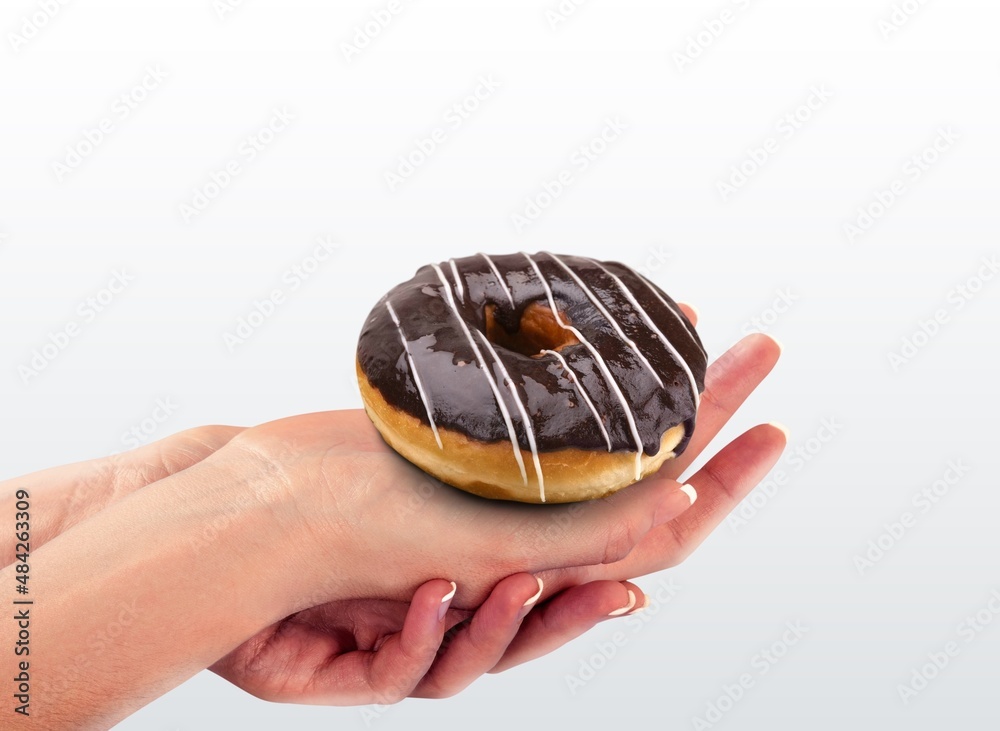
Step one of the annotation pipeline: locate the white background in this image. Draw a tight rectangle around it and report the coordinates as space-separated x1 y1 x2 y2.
2 0 1000 728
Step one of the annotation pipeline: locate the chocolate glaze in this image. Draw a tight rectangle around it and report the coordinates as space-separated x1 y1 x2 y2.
357 252 707 457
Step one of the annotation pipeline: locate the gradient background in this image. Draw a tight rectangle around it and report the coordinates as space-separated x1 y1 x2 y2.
2 0 999 728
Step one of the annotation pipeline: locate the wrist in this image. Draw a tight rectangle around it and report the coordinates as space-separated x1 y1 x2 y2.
22 450 310 725
167 447 317 621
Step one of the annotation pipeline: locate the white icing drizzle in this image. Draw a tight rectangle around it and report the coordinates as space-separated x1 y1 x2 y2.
386 300 443 449
448 259 465 303
627 266 706 358
523 253 645 480
540 348 612 452
479 252 515 307
431 264 528 485
476 331 546 502
546 253 664 389
587 259 701 411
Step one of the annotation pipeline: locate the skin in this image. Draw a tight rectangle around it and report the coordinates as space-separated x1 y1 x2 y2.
4 425 694 729
0 306 784 727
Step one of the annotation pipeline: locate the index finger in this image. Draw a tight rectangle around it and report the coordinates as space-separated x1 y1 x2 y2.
662 332 782 481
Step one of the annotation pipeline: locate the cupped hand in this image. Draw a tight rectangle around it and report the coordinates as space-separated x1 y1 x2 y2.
220 410 697 609
5 416 684 707
205 318 784 705
523 323 786 611
210 573 649 704
10 302 784 707
207 304 785 698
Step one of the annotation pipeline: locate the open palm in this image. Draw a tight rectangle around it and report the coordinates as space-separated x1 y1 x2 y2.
0 305 784 709
209 307 786 699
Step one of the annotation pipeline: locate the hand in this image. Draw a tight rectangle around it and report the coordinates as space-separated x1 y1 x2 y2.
522 325 786 620
211 574 646 705
0 424 245 564
5 305 781 712
211 573 653 704
219 410 698 609
1 421 687 707
207 307 784 701
466 321 787 672
4 307 778 726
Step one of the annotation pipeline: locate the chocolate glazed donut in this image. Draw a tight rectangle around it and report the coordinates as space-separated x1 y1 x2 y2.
356 252 707 503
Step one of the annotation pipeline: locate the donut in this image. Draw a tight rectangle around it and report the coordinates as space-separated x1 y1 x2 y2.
356 252 707 503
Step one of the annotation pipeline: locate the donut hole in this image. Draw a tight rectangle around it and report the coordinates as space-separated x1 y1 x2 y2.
484 301 580 357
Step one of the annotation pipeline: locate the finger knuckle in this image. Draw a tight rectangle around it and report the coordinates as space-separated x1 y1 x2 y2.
415 680 455 700
398 638 435 667
601 519 641 564
378 688 409 705
177 424 242 450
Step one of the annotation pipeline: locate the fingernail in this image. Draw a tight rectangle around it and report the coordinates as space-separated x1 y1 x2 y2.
679 483 698 505
766 334 784 353
438 581 457 621
607 589 636 617
517 576 544 620
627 593 651 615
768 422 791 440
